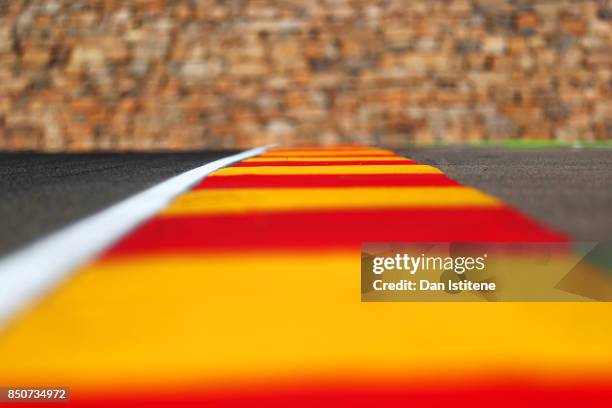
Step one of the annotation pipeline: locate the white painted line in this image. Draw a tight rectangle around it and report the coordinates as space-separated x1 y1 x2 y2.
0 146 270 328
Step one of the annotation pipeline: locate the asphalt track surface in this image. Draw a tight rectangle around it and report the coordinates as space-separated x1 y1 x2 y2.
0 151 238 256
0 147 610 256
403 147 612 242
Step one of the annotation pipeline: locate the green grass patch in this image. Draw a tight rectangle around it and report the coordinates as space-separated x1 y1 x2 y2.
416 139 612 149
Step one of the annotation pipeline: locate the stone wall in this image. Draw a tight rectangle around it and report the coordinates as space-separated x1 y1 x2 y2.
0 0 610 151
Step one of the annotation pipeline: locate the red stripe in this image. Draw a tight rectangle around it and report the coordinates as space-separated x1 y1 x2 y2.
195 174 460 189
233 160 416 167
17 380 612 407
103 208 566 258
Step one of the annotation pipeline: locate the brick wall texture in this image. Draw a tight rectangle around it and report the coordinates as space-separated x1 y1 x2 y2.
0 0 611 151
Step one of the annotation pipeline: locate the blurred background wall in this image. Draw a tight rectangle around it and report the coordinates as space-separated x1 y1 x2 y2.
0 0 610 151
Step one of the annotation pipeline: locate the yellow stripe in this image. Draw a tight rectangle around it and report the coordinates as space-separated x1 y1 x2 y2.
1 253 611 386
244 156 410 162
160 187 500 216
270 146 378 150
211 165 441 176
262 150 394 157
